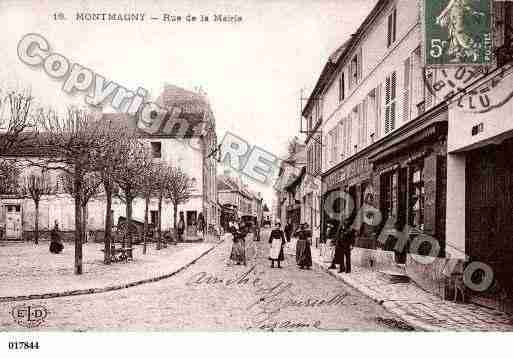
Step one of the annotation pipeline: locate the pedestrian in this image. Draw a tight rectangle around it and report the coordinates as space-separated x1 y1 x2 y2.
49 221 64 254
268 222 286 268
229 224 246 266
284 220 292 243
197 212 205 239
254 218 260 242
295 223 312 270
177 212 185 242
332 219 356 273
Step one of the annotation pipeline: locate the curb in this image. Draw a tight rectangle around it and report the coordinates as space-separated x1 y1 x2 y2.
0 240 223 304
285 249 435 332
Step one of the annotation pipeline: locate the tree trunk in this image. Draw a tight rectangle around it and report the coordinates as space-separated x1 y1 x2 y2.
173 203 178 241
34 200 39 245
157 194 162 250
74 171 83 275
126 195 133 258
82 204 87 244
104 185 112 264
143 195 149 254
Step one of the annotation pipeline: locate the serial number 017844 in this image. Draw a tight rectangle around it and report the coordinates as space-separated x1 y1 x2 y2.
8 341 40 350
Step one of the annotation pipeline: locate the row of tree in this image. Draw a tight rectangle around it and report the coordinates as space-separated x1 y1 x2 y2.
0 90 195 275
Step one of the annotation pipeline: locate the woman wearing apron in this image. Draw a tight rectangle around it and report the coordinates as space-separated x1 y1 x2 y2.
268 222 286 268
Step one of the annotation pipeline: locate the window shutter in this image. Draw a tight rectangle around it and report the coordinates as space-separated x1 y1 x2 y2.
392 9 397 43
362 98 368 147
391 71 397 131
375 84 382 139
338 121 343 160
425 70 433 108
387 13 392 47
403 57 411 123
385 76 391 134
358 48 363 81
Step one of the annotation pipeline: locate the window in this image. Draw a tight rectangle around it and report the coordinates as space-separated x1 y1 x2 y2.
150 210 158 225
330 129 338 164
387 8 397 48
350 55 359 87
409 164 425 229
381 171 398 220
385 71 397 134
151 141 162 158
338 72 345 102
403 57 411 123
314 98 323 122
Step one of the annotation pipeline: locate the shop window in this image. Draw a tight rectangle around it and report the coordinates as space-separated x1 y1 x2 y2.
409 164 425 229
381 171 398 220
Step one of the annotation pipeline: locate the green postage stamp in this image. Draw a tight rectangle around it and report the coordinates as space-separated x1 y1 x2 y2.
424 0 493 66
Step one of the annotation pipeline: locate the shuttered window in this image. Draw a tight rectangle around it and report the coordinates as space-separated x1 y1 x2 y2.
385 71 397 134
424 70 433 109
387 8 397 48
375 84 382 139
403 57 411 123
339 72 345 102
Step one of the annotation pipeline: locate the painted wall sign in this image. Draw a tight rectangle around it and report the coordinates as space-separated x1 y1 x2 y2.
423 0 493 66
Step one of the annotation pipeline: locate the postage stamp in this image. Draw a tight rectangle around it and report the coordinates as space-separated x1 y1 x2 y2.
423 0 494 66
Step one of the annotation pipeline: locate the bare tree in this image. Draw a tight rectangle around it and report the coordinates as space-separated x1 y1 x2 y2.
114 142 151 256
0 90 37 194
0 89 37 154
35 107 108 275
60 171 102 244
166 166 195 235
95 122 135 263
20 172 53 244
139 160 160 254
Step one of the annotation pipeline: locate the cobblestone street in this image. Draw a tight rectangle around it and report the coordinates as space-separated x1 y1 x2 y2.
0 229 411 331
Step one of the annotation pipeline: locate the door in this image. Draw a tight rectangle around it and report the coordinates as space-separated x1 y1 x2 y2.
186 211 197 236
5 205 22 239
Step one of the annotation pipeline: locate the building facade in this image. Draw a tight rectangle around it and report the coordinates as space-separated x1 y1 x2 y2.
302 0 513 310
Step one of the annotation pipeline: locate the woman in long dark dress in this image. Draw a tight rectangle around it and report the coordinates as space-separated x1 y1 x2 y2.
295 223 312 269
229 224 246 265
268 222 286 268
49 221 64 254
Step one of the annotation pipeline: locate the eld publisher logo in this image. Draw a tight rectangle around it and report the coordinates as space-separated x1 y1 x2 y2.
11 304 48 328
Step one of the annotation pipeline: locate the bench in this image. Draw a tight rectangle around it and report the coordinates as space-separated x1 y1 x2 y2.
101 247 133 263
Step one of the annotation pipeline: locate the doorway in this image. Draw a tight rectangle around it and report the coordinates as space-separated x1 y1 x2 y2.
5 204 22 239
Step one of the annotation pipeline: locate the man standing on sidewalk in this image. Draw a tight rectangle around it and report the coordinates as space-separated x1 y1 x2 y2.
332 220 355 273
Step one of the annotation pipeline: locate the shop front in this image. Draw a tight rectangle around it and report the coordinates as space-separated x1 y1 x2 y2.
369 120 448 259
321 155 373 247
447 64 513 311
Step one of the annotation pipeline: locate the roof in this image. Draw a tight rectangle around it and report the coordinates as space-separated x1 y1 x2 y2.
157 84 212 118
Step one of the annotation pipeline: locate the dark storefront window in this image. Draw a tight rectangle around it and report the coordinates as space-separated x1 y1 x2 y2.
381 171 398 220
409 164 425 230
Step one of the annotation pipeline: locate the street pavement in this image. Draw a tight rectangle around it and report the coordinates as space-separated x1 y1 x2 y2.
0 229 413 331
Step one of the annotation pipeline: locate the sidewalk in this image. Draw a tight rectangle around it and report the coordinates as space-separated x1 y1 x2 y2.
285 240 513 331
0 240 219 303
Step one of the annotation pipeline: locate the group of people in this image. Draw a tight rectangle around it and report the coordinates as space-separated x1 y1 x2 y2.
327 219 356 273
268 221 313 270
225 218 315 270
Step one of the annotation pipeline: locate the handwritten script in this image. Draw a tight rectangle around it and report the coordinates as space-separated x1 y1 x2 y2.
186 265 350 331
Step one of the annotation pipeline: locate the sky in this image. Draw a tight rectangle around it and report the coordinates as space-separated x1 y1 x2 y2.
0 0 377 205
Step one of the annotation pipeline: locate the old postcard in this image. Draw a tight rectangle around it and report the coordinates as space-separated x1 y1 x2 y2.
1 0 513 355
